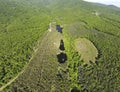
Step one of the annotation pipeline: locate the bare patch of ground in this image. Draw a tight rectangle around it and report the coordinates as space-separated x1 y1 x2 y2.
74 38 98 64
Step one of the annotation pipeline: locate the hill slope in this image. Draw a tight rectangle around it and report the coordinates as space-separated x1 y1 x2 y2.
0 0 120 91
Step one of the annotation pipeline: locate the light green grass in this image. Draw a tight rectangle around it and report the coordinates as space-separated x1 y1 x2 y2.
74 38 98 64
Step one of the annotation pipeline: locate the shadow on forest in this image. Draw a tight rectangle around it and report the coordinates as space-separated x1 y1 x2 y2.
71 88 80 92
57 52 67 63
59 39 65 51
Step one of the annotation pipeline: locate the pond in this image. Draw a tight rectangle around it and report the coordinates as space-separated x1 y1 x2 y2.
56 25 63 33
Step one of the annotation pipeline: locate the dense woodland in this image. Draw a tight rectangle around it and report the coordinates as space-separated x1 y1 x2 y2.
0 0 51 87
0 0 120 92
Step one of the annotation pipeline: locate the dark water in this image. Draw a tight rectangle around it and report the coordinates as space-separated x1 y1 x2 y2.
57 53 67 63
56 25 63 33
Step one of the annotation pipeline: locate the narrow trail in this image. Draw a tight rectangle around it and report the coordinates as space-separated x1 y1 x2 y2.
2 23 70 92
0 70 24 92
0 31 48 92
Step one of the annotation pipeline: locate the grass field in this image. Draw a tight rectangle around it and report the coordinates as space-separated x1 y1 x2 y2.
74 38 98 64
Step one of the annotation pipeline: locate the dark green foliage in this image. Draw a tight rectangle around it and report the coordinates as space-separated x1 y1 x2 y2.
0 0 120 91
0 0 51 87
50 0 120 91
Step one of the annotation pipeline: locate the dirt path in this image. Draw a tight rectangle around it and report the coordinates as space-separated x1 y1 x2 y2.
2 23 70 92
0 70 23 92
0 31 48 92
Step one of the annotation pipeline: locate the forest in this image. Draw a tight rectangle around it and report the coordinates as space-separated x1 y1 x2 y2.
0 0 120 92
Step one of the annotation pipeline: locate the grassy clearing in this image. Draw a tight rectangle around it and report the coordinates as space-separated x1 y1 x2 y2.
74 38 98 64
3 23 70 92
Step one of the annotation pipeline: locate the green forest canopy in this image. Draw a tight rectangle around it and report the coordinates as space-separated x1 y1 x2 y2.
0 0 120 91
